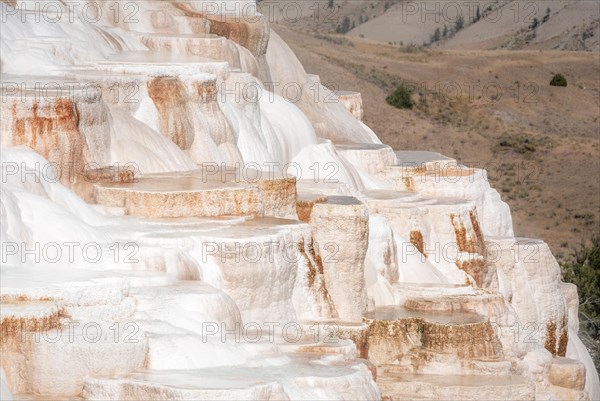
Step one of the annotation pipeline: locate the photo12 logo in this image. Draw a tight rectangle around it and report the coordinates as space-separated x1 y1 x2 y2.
2 1 140 24
1 241 139 265
200 321 342 344
398 1 544 24
2 321 141 344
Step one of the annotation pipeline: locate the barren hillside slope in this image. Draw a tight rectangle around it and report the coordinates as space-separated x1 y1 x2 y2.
262 0 600 51
277 26 600 257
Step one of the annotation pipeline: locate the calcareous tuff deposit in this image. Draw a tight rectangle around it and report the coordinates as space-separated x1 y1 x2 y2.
0 1 598 400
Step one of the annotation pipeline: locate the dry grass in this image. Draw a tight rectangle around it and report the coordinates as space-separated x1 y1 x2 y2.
278 27 600 259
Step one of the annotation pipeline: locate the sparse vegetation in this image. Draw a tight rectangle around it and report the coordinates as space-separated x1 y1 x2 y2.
550 73 568 87
561 237 600 370
313 33 354 46
530 17 539 31
399 43 426 53
492 134 543 157
284 25 599 254
454 15 464 32
336 16 352 34
386 84 414 109
543 7 551 24
430 27 441 43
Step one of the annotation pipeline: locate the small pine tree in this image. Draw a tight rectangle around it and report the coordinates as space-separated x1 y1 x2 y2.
475 6 481 22
543 7 551 23
431 27 441 42
328 0 334 9
530 17 539 30
455 15 464 32
442 25 448 37
341 16 351 33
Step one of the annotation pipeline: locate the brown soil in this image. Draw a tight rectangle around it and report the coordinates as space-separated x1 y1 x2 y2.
277 26 600 259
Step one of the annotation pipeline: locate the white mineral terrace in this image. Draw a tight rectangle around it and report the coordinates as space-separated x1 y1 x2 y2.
0 1 598 401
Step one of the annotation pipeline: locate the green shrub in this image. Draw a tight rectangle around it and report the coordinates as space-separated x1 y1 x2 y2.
386 85 414 109
550 73 567 87
561 236 600 370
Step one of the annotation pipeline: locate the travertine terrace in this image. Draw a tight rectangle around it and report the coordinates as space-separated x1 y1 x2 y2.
0 1 598 401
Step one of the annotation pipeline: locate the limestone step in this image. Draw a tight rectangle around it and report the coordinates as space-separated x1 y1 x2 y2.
0 266 131 316
0 77 112 191
0 267 154 395
485 236 570 356
13 395 82 401
131 281 241 336
335 143 399 174
83 356 379 401
127 280 260 371
168 3 270 57
365 193 476 215
360 189 433 208
84 369 284 401
94 167 297 219
382 152 511 242
292 319 370 360
394 151 457 173
395 283 514 326
94 174 260 218
378 151 457 191
4 321 147 397
295 182 353 222
377 373 534 401
379 352 512 377
122 216 309 324
133 32 243 69
365 305 486 325
363 306 503 366
364 195 485 282
548 357 586 390
333 91 364 121
1 301 62 341
276 338 359 361
94 51 229 81
294 196 370 322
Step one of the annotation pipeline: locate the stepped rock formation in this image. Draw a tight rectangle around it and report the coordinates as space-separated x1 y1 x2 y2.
0 1 598 400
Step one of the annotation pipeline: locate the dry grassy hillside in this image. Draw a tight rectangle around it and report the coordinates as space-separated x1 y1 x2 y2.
261 0 599 51
276 26 600 258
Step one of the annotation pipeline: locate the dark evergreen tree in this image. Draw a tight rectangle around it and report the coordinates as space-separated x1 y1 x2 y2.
341 16 351 33
530 17 539 30
431 27 441 43
543 7 551 23
455 15 464 31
